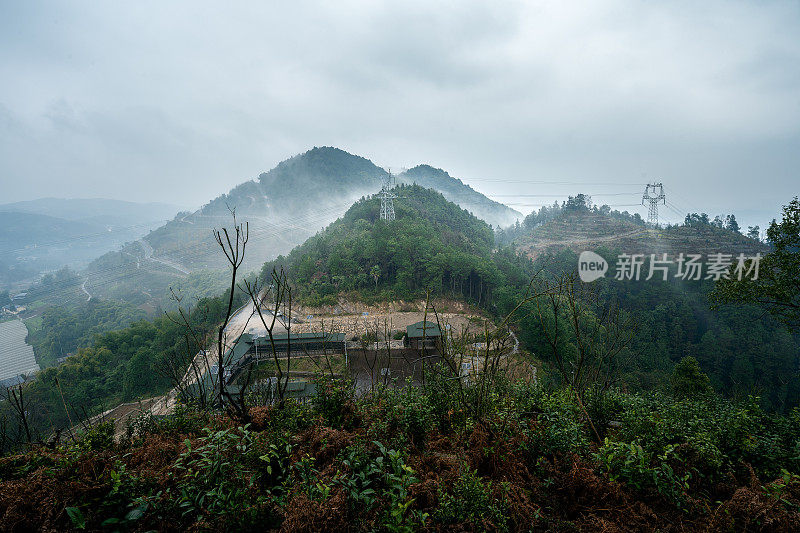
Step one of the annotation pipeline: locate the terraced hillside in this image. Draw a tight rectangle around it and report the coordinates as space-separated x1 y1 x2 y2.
0 319 38 384
517 209 766 260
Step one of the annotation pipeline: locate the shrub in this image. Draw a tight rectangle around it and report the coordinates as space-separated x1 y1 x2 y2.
434 466 508 530
76 421 115 452
513 384 590 458
614 392 800 482
361 332 378 344
251 400 315 435
671 356 714 399
597 439 692 509
424 362 469 433
95 460 151 529
334 441 420 529
169 425 274 528
583 387 625 439
362 385 436 448
124 404 212 443
312 376 355 428
258 434 293 493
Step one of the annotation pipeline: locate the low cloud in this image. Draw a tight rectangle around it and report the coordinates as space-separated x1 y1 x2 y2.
0 0 797 227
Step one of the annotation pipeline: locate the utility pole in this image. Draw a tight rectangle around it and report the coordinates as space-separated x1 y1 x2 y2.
642 183 666 226
379 171 397 221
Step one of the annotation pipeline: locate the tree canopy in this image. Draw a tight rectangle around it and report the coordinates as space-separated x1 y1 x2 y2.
712 197 800 332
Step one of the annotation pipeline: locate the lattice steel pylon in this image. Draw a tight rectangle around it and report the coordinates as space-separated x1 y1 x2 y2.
379 172 397 221
642 183 666 226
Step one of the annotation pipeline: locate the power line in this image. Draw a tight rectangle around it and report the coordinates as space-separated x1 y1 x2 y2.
461 177 644 186
489 192 640 198
503 202 643 208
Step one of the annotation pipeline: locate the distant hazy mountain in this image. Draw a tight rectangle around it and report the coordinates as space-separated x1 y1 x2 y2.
0 198 182 226
135 147 388 272
141 147 520 269
82 147 390 305
397 165 521 227
0 199 181 288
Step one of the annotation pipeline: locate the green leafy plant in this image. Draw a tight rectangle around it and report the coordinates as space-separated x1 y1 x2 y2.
65 506 86 530
597 439 692 509
170 425 270 527
762 469 800 510
434 466 508 530
76 421 115 452
312 376 355 427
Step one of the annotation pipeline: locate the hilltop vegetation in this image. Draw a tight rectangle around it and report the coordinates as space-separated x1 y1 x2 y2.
257 146 386 205
25 300 147 368
501 246 799 412
1 189 799 530
10 187 798 447
491 198 795 412
500 195 763 261
262 188 797 412
263 184 532 307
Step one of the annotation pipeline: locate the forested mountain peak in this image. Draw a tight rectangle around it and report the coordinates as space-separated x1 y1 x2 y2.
258 146 386 192
263 184 528 306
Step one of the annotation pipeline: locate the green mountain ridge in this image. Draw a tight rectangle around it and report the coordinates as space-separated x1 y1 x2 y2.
263 183 531 307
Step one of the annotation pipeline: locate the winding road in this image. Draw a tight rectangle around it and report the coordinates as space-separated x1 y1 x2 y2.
138 239 191 275
81 278 92 301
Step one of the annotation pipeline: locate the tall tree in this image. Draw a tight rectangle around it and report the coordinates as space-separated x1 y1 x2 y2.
725 214 740 233
712 197 800 332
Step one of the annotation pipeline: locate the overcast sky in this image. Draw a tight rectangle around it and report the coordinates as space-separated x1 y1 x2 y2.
1 0 798 228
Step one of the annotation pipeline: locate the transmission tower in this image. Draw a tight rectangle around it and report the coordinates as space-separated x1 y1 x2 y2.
379 172 397 221
642 183 666 226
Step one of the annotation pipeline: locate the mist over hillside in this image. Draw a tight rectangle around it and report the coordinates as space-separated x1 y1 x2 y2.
4 2 800 529
397 165 521 228
0 198 182 224
0 199 181 288
76 147 522 307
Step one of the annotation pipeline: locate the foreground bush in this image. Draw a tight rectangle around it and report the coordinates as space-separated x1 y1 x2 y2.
1 380 800 531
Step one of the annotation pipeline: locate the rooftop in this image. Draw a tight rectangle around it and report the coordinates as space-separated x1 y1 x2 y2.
406 321 442 339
